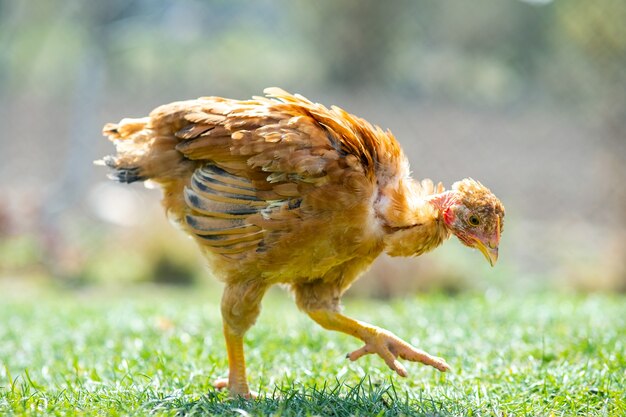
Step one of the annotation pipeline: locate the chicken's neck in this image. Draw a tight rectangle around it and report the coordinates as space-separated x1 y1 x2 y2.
377 179 455 257
426 190 459 225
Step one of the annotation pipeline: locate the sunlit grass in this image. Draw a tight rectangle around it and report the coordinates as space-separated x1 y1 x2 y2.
0 285 624 416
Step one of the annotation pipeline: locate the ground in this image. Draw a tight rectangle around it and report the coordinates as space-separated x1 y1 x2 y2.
0 285 624 416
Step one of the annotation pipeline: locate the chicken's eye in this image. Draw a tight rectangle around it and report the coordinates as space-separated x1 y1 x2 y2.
468 215 480 226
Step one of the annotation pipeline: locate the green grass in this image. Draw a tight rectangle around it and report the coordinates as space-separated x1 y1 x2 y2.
0 286 624 416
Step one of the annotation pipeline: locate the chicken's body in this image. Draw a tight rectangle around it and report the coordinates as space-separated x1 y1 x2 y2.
101 88 504 397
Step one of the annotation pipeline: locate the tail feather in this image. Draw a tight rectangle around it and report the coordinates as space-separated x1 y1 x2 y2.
98 116 193 183
100 156 146 183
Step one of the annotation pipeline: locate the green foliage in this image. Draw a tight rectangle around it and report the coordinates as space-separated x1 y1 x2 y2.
3 0 623 105
1 290 624 416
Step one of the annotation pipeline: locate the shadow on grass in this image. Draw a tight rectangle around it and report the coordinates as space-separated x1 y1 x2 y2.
146 378 456 417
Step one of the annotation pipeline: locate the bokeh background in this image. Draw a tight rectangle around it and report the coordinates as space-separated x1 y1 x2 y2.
1 0 625 296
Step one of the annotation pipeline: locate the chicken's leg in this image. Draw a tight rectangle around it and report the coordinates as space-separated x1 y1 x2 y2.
215 281 267 398
294 279 450 376
214 323 251 396
307 309 450 376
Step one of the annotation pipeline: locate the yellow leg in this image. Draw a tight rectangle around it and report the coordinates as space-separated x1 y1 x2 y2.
308 309 450 376
221 323 251 397
214 282 267 398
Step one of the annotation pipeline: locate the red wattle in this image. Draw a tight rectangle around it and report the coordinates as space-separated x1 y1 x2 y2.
443 207 454 225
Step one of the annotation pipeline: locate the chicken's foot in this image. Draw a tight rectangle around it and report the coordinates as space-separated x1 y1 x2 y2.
307 310 450 376
213 378 257 399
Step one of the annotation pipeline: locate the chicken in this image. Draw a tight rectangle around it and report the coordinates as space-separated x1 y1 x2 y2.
99 88 504 397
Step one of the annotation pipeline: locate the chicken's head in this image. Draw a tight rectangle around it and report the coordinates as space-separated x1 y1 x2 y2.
443 179 504 266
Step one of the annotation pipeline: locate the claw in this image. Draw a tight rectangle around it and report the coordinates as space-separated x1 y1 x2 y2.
213 377 229 390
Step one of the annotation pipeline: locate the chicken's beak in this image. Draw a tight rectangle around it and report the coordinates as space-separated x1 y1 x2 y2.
475 240 499 267
473 215 500 267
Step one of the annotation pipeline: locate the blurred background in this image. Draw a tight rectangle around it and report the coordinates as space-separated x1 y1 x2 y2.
1 0 625 296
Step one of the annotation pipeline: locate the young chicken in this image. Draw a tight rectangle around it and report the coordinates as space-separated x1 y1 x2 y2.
100 88 504 398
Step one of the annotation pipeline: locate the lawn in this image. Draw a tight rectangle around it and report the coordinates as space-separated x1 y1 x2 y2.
0 285 624 416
